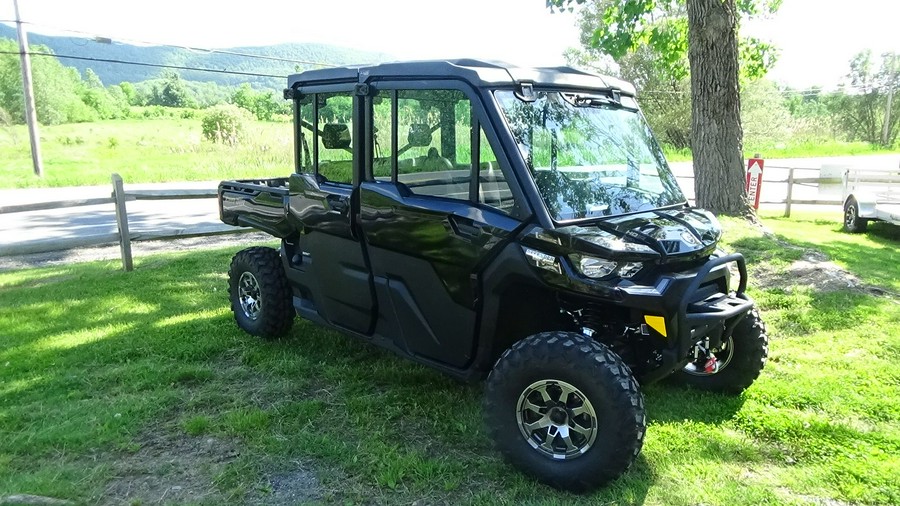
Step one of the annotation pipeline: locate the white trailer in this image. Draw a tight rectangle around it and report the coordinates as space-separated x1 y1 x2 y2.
842 164 900 233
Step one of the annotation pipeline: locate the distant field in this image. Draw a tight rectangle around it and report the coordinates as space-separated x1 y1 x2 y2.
2 116 899 188
0 117 294 188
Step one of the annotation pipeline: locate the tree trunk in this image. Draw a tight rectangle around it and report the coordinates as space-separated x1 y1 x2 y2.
687 0 749 215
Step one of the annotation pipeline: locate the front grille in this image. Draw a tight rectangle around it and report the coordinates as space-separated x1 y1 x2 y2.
659 240 681 253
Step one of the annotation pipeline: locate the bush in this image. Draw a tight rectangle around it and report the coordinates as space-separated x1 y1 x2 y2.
201 104 251 145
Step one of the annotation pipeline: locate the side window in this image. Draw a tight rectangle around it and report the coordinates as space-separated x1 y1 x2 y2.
372 94 393 181
367 86 522 216
317 92 353 184
478 128 515 214
296 96 314 174
396 90 471 200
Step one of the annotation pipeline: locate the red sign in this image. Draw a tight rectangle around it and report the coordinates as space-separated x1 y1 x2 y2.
746 158 764 209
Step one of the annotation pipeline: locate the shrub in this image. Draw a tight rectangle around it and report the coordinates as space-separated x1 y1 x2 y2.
201 104 251 145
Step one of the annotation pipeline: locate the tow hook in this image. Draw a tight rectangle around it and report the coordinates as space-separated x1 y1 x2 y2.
693 339 719 374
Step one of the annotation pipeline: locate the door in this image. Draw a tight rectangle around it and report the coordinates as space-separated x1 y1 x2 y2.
359 85 527 368
287 89 375 334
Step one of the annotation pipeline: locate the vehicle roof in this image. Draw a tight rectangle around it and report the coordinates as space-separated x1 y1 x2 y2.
286 59 636 96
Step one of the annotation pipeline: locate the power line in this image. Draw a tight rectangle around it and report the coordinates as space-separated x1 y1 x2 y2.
0 50 289 79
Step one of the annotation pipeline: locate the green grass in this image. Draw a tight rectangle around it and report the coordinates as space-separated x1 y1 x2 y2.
0 118 293 188
1 219 898 504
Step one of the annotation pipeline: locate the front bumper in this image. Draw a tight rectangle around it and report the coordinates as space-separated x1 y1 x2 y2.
619 253 754 383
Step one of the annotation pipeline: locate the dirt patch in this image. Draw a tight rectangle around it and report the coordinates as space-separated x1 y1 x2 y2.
754 247 893 298
99 433 239 505
754 250 861 292
98 432 321 505
251 469 322 506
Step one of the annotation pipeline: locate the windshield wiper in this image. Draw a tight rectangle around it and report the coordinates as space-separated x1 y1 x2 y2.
574 95 622 108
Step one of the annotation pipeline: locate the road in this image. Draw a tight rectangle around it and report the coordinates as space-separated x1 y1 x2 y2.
1 154 898 257
0 181 228 256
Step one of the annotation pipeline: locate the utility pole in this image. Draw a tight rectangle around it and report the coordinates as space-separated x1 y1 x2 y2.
13 0 43 177
882 53 896 147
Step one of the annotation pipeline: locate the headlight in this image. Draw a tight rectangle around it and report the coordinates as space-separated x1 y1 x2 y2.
618 262 643 278
578 256 618 278
523 247 561 274
571 255 645 279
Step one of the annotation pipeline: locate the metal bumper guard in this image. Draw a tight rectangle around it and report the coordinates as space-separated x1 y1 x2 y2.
647 253 754 383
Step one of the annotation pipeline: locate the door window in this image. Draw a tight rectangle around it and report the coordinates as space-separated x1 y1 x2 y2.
368 86 522 216
394 90 471 200
477 129 515 214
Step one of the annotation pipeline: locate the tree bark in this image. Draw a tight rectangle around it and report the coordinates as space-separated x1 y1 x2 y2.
687 0 749 215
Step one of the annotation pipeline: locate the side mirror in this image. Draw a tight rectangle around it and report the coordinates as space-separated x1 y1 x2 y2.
322 124 351 149
407 123 432 147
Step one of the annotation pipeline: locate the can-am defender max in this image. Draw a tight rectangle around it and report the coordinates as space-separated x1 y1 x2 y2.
218 60 768 491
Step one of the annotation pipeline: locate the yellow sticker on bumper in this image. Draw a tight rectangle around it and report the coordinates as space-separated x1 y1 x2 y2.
644 315 667 338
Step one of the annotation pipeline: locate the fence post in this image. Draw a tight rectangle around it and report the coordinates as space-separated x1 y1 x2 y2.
784 167 795 218
111 173 133 272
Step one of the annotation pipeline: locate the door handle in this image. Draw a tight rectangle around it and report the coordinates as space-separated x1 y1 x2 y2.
449 216 483 239
327 195 349 214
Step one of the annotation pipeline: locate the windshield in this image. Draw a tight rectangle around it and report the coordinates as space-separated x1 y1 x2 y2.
495 90 686 221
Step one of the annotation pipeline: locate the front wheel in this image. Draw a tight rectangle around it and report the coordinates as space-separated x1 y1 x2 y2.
484 332 646 492
674 308 768 394
843 197 868 233
228 247 294 338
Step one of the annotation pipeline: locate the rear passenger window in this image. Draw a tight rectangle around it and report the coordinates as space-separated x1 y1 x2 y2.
316 92 353 185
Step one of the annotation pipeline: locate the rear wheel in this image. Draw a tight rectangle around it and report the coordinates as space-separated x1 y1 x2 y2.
674 309 768 394
484 332 645 492
843 197 868 233
228 247 294 338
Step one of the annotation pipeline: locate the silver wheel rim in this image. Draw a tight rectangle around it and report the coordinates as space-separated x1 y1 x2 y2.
238 272 262 320
683 336 734 376
516 379 598 460
845 205 857 228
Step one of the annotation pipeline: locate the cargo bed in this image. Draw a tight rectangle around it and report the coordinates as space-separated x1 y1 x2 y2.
218 178 293 237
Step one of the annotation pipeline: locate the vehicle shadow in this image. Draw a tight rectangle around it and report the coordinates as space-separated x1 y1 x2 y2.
644 382 747 425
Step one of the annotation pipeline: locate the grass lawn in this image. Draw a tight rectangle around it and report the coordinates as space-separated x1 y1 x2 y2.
0 216 898 504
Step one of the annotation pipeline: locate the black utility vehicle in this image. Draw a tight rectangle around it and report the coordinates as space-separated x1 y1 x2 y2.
218 60 768 491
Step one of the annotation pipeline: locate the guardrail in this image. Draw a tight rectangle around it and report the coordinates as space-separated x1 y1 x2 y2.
0 173 250 271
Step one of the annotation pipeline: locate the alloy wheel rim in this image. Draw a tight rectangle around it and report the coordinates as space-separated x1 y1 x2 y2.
238 272 262 320
516 379 598 460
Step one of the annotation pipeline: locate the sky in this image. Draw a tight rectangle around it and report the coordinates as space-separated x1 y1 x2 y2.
1 0 898 90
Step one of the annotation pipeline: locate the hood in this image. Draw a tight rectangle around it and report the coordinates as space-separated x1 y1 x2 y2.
524 207 722 263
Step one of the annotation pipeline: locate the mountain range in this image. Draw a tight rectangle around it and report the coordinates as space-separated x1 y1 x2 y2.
0 23 391 88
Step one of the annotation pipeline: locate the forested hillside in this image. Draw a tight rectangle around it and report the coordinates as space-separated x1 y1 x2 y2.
0 23 390 87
